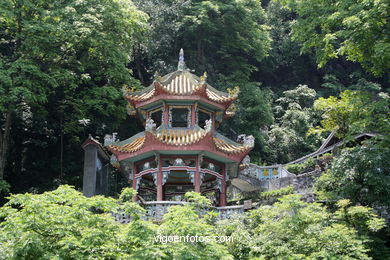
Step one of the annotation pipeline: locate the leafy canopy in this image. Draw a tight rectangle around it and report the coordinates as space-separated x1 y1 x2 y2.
218 194 387 259
279 0 390 76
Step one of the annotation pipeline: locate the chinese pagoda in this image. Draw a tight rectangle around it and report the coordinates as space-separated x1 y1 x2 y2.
83 50 254 206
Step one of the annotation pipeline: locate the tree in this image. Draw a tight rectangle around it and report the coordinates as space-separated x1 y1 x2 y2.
0 185 140 259
157 192 231 259
134 0 271 84
217 194 387 259
315 144 390 208
219 82 273 163
179 0 271 83
265 85 322 163
310 89 390 140
0 186 232 259
0 0 147 183
256 0 324 91
279 0 390 76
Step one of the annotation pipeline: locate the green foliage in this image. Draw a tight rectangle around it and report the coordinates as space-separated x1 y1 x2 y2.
286 157 316 174
0 185 123 259
218 194 386 259
0 180 10 195
285 163 305 174
279 0 390 76
265 85 323 163
0 186 232 259
1 186 388 259
135 0 271 83
119 187 137 202
258 186 294 199
0 0 147 122
311 90 370 137
310 90 390 141
216 214 252 259
221 82 273 162
184 191 212 207
0 0 148 190
157 201 232 259
315 143 390 208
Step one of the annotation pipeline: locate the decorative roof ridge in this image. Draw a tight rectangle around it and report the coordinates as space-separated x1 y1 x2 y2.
213 132 254 154
158 70 200 86
123 85 154 97
106 132 146 154
106 131 145 147
213 132 246 147
177 48 186 71
152 125 210 146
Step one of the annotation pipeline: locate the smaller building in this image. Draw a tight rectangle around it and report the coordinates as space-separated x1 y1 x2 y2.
286 132 376 165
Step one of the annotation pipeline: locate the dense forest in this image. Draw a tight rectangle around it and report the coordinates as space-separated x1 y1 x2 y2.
0 0 389 259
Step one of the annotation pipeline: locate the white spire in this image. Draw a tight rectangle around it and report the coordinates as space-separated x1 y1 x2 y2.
178 48 186 71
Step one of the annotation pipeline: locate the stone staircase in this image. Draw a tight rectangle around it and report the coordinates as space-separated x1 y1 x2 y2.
235 163 322 202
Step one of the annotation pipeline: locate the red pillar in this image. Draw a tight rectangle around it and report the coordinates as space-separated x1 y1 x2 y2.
163 103 169 127
219 164 227 207
132 166 138 202
157 154 163 201
191 103 197 126
211 112 215 132
194 156 201 193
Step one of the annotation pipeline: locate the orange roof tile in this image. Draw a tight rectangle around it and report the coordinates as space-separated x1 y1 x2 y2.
213 137 251 154
108 136 145 153
126 88 155 102
124 71 237 105
206 88 236 103
162 73 201 95
155 128 207 146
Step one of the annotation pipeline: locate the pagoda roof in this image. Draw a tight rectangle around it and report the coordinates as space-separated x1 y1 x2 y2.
124 70 238 108
107 132 146 153
155 125 208 146
213 133 252 155
106 127 252 162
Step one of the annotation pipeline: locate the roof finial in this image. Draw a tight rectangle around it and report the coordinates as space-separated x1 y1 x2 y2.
178 48 186 71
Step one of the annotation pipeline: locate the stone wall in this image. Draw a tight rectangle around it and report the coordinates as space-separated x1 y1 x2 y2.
114 201 245 223
239 167 322 202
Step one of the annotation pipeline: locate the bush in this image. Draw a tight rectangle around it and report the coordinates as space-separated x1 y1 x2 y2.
0 180 10 196
286 157 316 174
217 194 387 259
258 186 294 200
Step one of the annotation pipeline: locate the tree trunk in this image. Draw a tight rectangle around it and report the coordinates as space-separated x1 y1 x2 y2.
0 109 12 180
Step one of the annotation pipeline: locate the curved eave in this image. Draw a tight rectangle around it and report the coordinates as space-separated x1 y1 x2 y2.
109 131 252 163
212 137 252 155
123 71 237 110
107 136 146 153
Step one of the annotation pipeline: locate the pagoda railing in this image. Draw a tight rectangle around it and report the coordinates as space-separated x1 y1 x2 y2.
135 166 222 181
137 168 158 177
114 201 245 223
200 168 222 178
161 166 196 172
